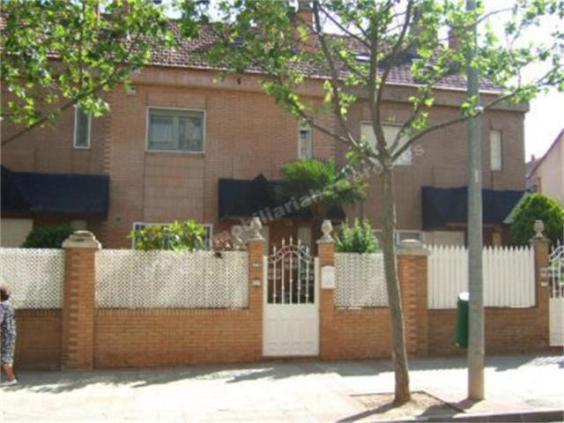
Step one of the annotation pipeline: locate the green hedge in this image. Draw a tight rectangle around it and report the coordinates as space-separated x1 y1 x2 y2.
22 224 74 248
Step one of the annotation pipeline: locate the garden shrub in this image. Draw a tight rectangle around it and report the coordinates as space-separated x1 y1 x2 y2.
130 219 207 251
22 224 74 248
510 193 564 245
336 218 379 253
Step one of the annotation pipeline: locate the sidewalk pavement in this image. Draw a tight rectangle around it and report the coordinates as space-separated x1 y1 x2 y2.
1 354 562 422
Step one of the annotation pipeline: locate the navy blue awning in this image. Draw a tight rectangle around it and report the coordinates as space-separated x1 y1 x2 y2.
219 174 345 220
1 166 109 217
422 186 525 230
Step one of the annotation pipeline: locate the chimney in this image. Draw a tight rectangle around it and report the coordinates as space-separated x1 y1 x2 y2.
410 7 423 39
296 0 313 28
295 1 315 52
448 27 461 51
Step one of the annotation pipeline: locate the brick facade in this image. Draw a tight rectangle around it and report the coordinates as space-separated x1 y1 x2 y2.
2 66 527 249
12 231 551 370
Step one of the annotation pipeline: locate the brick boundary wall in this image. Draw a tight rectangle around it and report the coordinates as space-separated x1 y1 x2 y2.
319 234 551 360
11 224 552 370
94 235 265 368
14 309 62 370
428 235 551 356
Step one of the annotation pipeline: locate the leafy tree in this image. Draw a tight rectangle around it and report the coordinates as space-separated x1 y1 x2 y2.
1 0 174 146
511 194 564 245
130 220 207 251
279 159 366 224
336 218 380 253
22 224 74 248
182 0 562 403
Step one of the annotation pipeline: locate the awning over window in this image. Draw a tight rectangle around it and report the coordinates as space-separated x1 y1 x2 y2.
1 166 109 217
218 174 345 220
421 186 525 230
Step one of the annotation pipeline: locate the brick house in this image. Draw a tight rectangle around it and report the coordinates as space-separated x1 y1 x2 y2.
527 129 564 204
1 10 528 250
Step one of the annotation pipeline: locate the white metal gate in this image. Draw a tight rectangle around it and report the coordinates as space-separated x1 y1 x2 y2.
549 243 564 346
263 238 319 357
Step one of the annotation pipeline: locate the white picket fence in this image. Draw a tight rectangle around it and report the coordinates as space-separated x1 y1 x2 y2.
427 245 535 309
95 250 248 309
335 253 388 307
0 248 65 308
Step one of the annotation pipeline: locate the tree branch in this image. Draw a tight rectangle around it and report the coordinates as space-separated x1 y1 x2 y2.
2 30 145 147
311 1 359 149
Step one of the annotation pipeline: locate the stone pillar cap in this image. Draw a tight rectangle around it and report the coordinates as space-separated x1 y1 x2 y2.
317 219 335 244
62 231 102 250
529 219 549 243
247 217 264 242
397 238 429 256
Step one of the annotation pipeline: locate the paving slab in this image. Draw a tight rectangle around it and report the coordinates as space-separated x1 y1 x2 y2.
0 354 562 422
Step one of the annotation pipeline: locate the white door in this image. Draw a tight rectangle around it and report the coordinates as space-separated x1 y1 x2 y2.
263 239 319 357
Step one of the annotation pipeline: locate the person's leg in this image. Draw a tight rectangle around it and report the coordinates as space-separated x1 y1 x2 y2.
1 331 17 382
2 363 16 381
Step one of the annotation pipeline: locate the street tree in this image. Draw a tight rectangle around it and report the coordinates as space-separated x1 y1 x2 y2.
181 0 563 403
1 0 174 146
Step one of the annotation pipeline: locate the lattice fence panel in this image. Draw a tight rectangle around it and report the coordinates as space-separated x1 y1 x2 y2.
96 250 249 308
0 248 64 308
335 253 388 307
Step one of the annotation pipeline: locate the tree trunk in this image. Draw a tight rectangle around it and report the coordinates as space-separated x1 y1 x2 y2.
380 166 411 404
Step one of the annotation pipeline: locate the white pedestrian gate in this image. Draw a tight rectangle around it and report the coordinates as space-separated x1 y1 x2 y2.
549 244 564 346
263 238 319 357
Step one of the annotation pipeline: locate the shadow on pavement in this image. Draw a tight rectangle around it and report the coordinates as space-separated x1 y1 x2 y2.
2 353 558 394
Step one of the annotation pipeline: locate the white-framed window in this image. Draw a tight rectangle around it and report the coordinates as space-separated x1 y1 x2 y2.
490 129 502 171
147 108 205 153
73 106 92 149
360 123 412 165
131 222 213 250
298 122 313 160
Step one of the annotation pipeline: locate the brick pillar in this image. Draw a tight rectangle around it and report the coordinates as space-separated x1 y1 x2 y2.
531 220 551 348
246 218 265 360
61 231 101 370
397 239 430 357
318 220 336 360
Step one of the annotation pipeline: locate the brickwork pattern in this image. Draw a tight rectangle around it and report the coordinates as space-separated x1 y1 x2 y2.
398 254 429 356
61 248 97 370
14 310 61 370
3 68 525 249
94 309 261 368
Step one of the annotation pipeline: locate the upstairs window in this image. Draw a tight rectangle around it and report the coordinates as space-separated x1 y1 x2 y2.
147 108 205 153
73 106 91 149
490 129 502 171
298 123 313 160
360 123 412 165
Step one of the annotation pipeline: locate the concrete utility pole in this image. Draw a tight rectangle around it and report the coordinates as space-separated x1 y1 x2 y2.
466 0 485 401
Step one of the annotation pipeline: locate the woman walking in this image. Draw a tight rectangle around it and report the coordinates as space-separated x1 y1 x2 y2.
0 284 18 385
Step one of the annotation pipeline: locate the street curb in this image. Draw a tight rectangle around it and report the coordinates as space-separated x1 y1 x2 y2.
389 408 564 422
